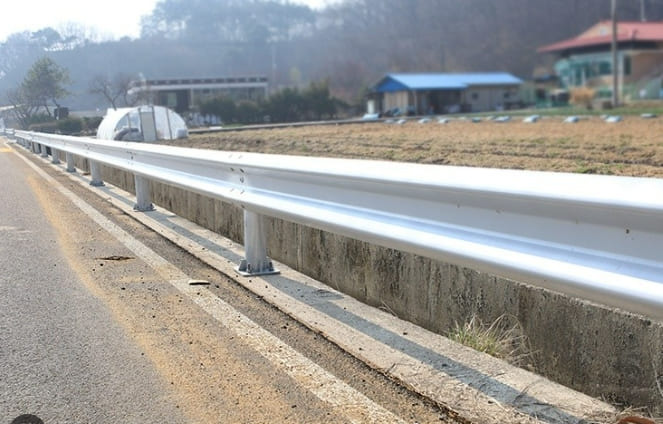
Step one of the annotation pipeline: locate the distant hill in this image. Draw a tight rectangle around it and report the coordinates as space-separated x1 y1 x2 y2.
2 0 661 109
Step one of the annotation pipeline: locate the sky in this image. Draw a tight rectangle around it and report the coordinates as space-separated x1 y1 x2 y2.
0 0 336 42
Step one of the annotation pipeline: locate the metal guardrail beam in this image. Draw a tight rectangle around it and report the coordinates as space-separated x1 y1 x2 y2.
7 129 663 320
188 118 380 134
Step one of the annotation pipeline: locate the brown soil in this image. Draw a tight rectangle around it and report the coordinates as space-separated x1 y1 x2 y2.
164 117 663 178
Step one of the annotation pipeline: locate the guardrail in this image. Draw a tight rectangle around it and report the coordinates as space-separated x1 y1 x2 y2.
189 117 381 134
5 129 663 320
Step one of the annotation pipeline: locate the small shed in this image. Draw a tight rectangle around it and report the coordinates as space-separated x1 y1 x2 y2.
96 105 188 141
371 73 523 115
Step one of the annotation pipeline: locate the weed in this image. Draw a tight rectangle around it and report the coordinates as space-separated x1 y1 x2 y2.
574 160 596 174
447 314 533 367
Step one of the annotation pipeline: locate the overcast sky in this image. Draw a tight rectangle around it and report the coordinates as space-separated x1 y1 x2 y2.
0 0 336 42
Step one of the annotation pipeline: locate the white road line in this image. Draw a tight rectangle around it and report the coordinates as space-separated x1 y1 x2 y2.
8 142 407 424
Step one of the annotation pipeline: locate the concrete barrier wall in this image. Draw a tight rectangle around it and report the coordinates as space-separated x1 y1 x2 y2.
99 165 663 413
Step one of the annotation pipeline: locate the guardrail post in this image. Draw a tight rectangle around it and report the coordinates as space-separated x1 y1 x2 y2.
65 153 76 172
89 160 104 187
51 148 60 164
40 144 48 158
133 175 154 212
236 210 279 276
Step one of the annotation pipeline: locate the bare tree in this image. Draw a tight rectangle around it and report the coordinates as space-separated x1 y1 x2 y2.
5 86 39 129
56 22 108 48
89 73 136 110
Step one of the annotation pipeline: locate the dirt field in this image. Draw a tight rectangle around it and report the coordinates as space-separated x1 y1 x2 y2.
164 116 663 178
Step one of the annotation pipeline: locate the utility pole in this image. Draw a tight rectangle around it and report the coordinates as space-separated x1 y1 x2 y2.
611 0 619 107
271 42 277 95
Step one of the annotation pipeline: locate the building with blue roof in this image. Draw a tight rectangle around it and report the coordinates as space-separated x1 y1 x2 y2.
371 72 523 115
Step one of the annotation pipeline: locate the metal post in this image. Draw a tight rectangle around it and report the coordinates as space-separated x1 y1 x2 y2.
51 148 60 164
65 153 76 172
40 144 48 158
31 142 37 154
89 161 104 186
165 106 173 139
133 175 154 212
236 209 279 276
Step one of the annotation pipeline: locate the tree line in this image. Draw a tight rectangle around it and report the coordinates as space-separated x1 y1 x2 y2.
4 55 341 130
2 0 663 114
198 80 343 124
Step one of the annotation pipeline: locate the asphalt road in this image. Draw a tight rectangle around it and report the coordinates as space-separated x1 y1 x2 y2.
0 142 452 423
0 146 188 423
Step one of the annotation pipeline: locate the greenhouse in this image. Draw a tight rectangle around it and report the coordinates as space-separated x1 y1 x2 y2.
96 105 188 141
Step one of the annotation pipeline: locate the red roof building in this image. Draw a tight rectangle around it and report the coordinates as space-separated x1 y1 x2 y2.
538 21 663 100
539 21 663 53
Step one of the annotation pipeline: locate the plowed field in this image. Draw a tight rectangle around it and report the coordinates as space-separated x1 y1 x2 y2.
165 117 663 178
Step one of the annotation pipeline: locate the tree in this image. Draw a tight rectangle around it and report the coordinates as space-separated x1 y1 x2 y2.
89 73 135 110
236 100 260 123
56 22 104 47
303 80 336 120
199 96 237 122
263 87 304 122
141 0 314 43
4 57 70 128
21 57 70 117
5 86 39 129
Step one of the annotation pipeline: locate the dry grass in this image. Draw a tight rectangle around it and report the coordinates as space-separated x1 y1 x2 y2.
570 87 596 109
164 117 663 178
447 314 533 367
